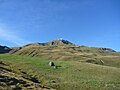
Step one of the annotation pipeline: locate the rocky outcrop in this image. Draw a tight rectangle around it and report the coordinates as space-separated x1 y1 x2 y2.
46 39 74 46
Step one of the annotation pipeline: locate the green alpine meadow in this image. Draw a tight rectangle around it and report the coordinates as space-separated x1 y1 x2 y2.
0 40 120 90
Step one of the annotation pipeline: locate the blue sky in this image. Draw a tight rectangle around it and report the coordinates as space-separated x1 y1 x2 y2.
0 0 120 51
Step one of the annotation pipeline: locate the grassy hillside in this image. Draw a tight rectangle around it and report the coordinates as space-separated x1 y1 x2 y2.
9 44 120 60
0 54 120 90
1 40 120 89
9 42 120 68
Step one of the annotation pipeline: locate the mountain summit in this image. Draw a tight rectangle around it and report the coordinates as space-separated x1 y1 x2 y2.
46 39 74 46
22 39 74 48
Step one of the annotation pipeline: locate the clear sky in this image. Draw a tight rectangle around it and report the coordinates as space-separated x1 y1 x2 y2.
0 0 120 51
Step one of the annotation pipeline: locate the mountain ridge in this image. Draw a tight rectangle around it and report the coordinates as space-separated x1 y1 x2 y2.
5 39 120 62
0 39 118 56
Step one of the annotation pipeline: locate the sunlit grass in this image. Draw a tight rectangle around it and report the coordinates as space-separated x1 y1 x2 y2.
0 54 120 90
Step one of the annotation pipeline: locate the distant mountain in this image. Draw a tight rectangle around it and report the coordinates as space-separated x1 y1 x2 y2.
0 45 11 54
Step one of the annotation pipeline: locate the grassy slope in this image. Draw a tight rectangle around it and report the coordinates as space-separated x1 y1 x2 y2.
9 45 120 61
0 54 120 90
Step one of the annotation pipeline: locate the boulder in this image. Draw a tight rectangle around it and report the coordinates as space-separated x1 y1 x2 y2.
48 62 55 66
